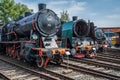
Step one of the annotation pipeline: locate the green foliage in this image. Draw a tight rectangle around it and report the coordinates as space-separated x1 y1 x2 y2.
60 10 70 22
0 0 30 24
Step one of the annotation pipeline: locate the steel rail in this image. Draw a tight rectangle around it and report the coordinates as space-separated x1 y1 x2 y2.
0 57 59 80
62 61 120 80
0 73 11 80
64 57 120 71
96 56 120 64
0 56 74 80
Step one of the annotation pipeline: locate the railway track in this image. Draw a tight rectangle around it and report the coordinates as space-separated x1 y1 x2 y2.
98 54 120 59
98 48 120 59
0 55 73 80
64 57 120 71
0 60 42 80
0 55 107 80
0 54 120 80
47 63 107 80
0 72 10 80
0 58 58 80
96 55 120 64
98 52 120 59
63 57 120 80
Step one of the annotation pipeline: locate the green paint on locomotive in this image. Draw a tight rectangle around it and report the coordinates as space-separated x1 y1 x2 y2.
61 19 89 48
62 21 73 47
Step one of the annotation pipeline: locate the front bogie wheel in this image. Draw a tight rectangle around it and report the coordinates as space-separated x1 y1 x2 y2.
36 56 44 68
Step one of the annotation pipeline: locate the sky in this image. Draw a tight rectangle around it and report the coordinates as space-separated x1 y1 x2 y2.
14 0 120 27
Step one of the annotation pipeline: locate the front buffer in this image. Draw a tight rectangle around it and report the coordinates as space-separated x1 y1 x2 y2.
32 48 70 68
73 45 96 58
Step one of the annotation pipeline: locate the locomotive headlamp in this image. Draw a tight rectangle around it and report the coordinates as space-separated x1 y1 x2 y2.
32 34 38 40
92 47 96 51
92 47 96 54
65 51 71 56
78 42 82 46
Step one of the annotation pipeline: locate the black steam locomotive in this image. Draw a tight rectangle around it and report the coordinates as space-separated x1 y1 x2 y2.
0 3 69 68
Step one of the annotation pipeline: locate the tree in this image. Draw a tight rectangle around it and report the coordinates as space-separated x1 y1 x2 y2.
0 0 30 24
60 10 70 22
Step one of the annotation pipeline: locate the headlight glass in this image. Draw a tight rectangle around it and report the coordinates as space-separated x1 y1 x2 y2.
92 48 96 50
65 51 71 56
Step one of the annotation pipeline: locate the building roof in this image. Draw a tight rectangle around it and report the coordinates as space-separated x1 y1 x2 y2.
100 27 120 33
99 27 120 29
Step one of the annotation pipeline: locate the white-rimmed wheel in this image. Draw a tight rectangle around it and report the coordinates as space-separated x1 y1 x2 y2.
36 56 44 68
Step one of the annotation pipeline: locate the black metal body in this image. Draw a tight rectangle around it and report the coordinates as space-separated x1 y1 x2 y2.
95 28 106 40
0 4 62 65
14 9 60 37
1 9 60 39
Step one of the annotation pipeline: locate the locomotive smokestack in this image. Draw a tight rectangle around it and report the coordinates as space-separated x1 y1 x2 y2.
38 3 46 11
72 16 78 21
90 22 94 27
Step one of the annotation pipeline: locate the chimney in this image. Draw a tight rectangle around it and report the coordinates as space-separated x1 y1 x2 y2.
38 3 46 11
72 16 78 21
